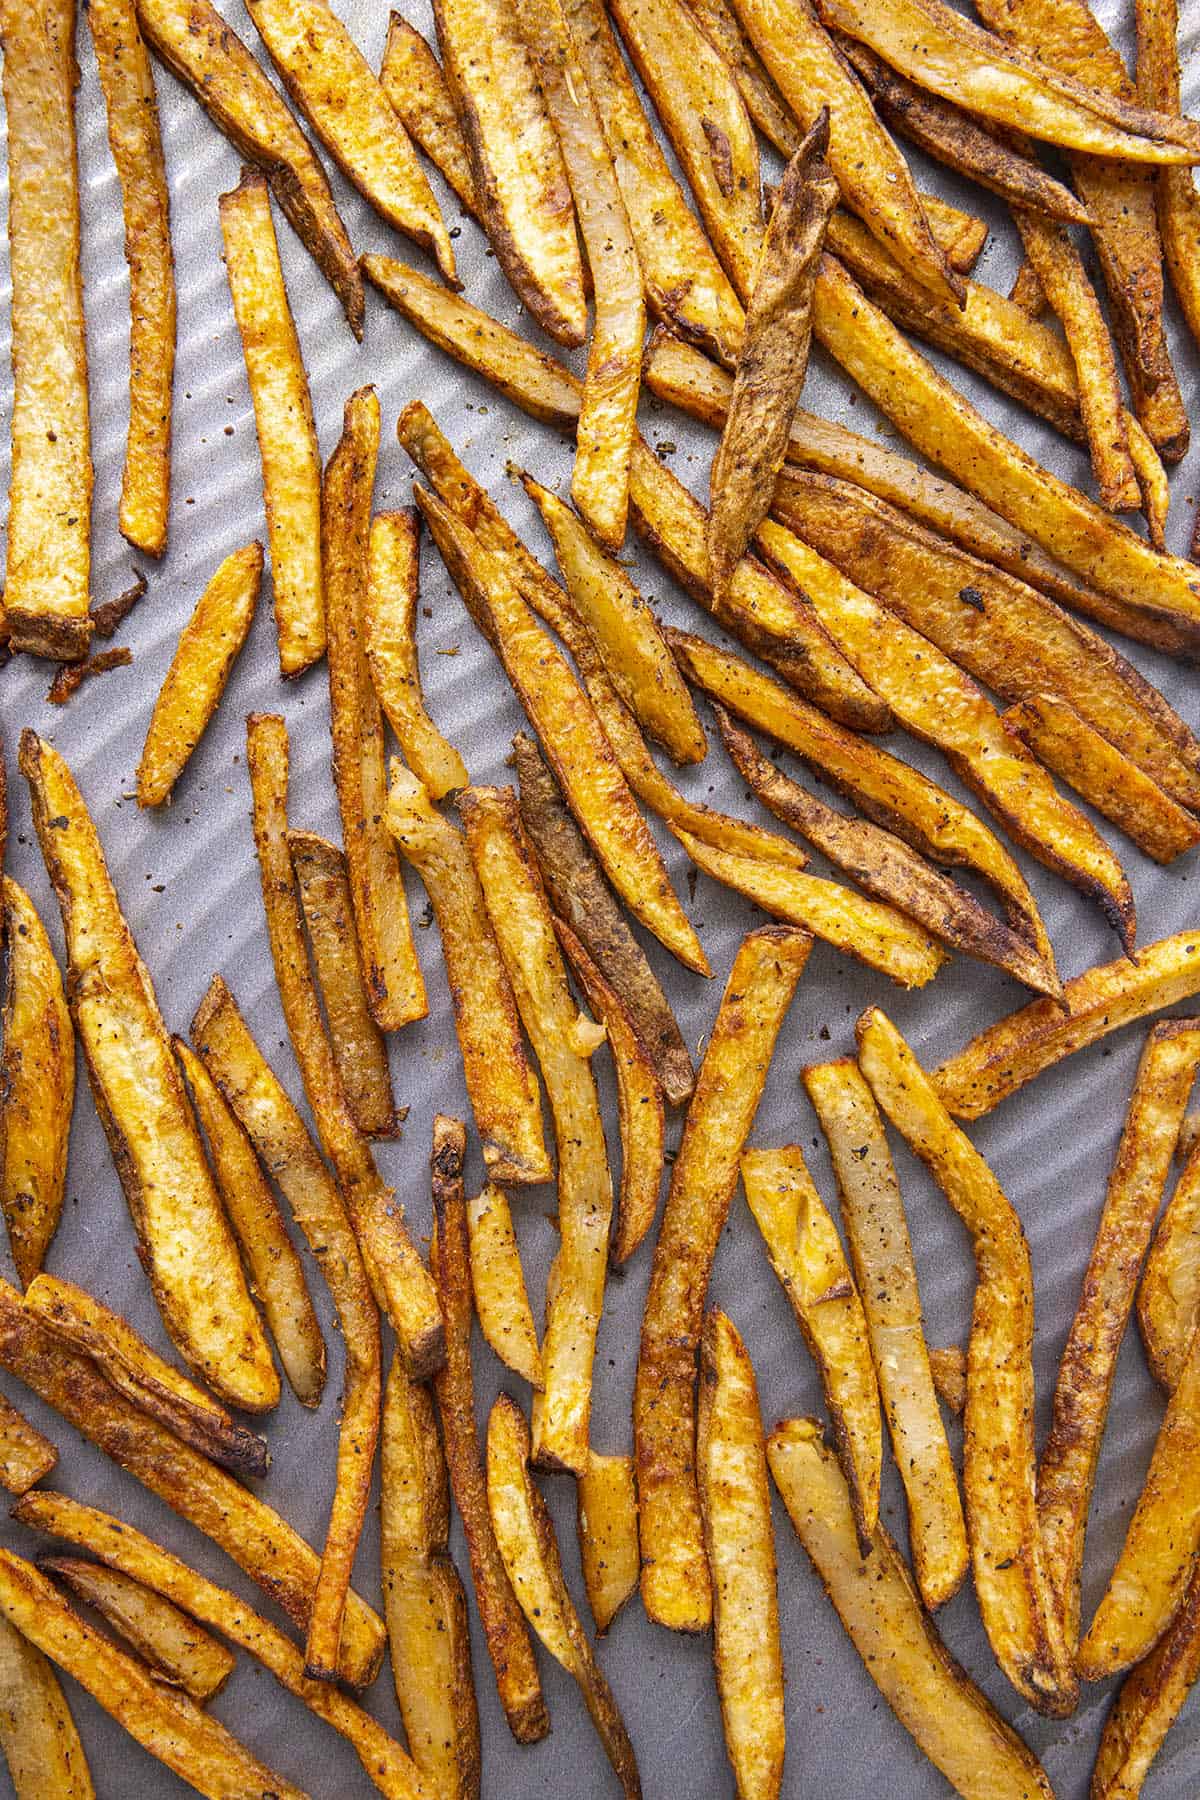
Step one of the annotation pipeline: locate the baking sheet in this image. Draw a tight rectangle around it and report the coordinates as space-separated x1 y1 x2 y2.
1 1 1199 1793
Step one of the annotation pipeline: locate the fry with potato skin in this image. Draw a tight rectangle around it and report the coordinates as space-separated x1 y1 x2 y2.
366 510 468 801
683 0 799 155
467 1185 543 1388
0 1395 56 1497
1139 1133 1200 1391
0 1607 92 1799
42 1559 235 1703
378 14 480 217
1090 1561 1200 1799
577 1453 640 1635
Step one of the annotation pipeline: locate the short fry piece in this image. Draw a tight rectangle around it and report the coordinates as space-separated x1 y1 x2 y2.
1140 1135 1200 1392
1 878 73 1288
43 1559 234 1703
135 543 261 807
1091 1560 1200 1799
927 1346 967 1417
0 1395 56 1497
378 14 479 217
467 1185 543 1388
0 1607 92 1798
366 510 468 800
577 1453 639 1635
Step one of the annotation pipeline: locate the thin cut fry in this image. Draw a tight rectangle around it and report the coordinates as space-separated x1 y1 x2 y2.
1140 1134 1200 1391
1 878 73 1288
1090 1560 1200 1800
0 1608 92 1799
467 1185 543 1388
928 1346 967 1417
43 1559 235 1703
577 1453 639 1635
0 1394 56 1497
1137 0 1200 354
636 927 810 1631
135 543 261 807
682 0 800 157
378 14 480 217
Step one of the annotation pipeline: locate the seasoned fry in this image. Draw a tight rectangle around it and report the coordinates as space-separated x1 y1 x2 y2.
1139 1133 1200 1390
927 1346 967 1417
0 0 92 660
1091 1561 1200 1799
467 1185 543 1388
636 927 810 1631
89 0 174 557
0 879 72 1289
219 171 325 679
366 510 468 801
768 1419 1056 1800
289 831 397 1139
0 1608 92 1799
0 1395 56 1497
378 14 480 217
577 1452 640 1635
138 0 362 332
42 1559 234 1703
803 1059 967 1611
1137 0 1200 354
135 543 261 807
486 1394 641 1796
20 732 274 1413
857 1008 1074 1717
682 0 799 155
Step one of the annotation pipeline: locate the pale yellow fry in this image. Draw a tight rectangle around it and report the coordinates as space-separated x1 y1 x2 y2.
1091 1560 1200 1800
577 1452 639 1635
0 1394 56 1498
468 1185 543 1388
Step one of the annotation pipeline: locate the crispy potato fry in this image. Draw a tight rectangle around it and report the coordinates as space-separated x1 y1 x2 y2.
429 1116 549 1745
934 931 1200 1120
927 1346 967 1417
289 830 397 1138
23 1275 270 1482
1091 1560 1200 1799
467 1185 543 1388
0 879 72 1289
366 509 468 801
173 1036 326 1410
486 1395 641 1796
89 0 174 558
381 1354 481 1799
577 1452 639 1635
636 927 810 1631
378 14 480 217
0 0 92 661
138 0 362 332
0 1607 92 1799
681 0 799 155
20 731 275 1412
11 1493 416 1794
857 1008 1075 1716
219 171 325 679
767 1418 1056 1800
803 1060 967 1611
135 543 261 807
1137 0 1200 355
0 1395 56 1498
43 1559 234 1703
1139 1133 1200 1391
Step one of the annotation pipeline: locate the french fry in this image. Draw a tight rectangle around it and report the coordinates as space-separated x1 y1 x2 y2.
467 1185 543 1388
429 1116 549 1744
89 0 174 557
0 0 92 661
220 171 325 679
42 1559 234 1703
138 0 362 332
636 926 810 1631
173 1035 326 1410
0 1395 56 1498
681 0 801 156
1139 1133 1200 1391
934 931 1200 1120
1137 0 1200 354
577 1452 640 1635
246 0 457 284
0 879 72 1289
857 1008 1075 1717
1090 1561 1200 1799
0 1608 92 1798
289 831 397 1139
803 1058 967 1610
697 1311 784 1800
135 543 262 807
381 1354 481 1799
486 1394 641 1796
378 14 480 217
460 784 612 1471
927 1346 967 1417
767 1418 1056 1800
20 731 275 1413
365 510 468 801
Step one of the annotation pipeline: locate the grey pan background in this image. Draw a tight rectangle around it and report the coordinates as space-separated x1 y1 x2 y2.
0 0 1198 1793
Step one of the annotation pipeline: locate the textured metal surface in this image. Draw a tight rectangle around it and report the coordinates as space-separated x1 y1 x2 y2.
0 0 1198 1794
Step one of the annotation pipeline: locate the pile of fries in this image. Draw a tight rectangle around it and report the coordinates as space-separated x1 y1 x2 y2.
4 0 1200 1792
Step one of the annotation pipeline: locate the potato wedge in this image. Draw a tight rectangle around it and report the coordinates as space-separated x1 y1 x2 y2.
378 14 480 217
0 878 73 1289
467 1185 543 1388
636 927 811 1631
857 1007 1075 1717
366 510 468 801
0 0 92 661
486 1394 641 1795
1139 1134 1200 1392
0 1395 56 1498
0 1607 92 1799
138 0 362 332
577 1452 639 1635
20 732 275 1413
767 1418 1056 1800
42 1559 234 1703
89 0 174 558
381 1353 481 1799
927 1346 967 1417
1137 0 1200 354
803 1059 967 1611
220 171 325 679
1091 1560 1200 1799
429 1116 549 1744
135 543 261 807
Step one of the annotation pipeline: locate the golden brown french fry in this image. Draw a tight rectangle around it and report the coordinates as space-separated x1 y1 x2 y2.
927 1346 967 1417
803 1059 967 1612
135 543 261 807
366 510 468 801
288 831 397 1139
89 0 174 558
1140 1134 1200 1392
767 1418 1056 1800
378 13 480 217
1090 1560 1200 1799
138 0 362 332
0 1394 56 1497
0 0 92 661
857 1008 1075 1717
486 1394 641 1796
1137 0 1200 355
220 170 325 679
682 0 800 155
0 1607 92 1799
577 1452 640 1635
43 1559 235 1703
467 1185 543 1388
381 1354 481 1799
636 927 811 1631
0 879 72 1290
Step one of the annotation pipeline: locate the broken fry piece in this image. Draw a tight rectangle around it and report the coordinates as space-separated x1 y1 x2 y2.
927 1346 967 1417
1 878 73 1290
378 13 480 217
0 1607 92 1798
0 1395 56 1498
42 1559 234 1704
577 1452 640 1635
467 1185 543 1388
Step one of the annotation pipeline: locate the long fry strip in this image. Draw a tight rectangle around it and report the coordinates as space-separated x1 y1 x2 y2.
1090 1561 1200 1799
0 878 72 1289
0 1607 92 1798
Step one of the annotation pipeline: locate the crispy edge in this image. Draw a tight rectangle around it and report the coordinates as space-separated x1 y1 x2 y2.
0 1393 57 1498
41 1558 235 1703
577 1451 640 1635
378 13 480 217
467 1184 544 1388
